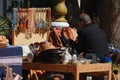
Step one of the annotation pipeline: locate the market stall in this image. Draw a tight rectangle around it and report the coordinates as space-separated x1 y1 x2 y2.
11 8 51 46
9 6 115 80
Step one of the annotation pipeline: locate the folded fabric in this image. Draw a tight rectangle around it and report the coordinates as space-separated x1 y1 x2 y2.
48 27 63 47
62 27 78 41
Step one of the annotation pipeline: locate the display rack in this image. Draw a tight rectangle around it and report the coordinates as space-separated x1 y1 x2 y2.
11 8 51 46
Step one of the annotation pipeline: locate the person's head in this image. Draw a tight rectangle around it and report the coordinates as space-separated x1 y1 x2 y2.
78 13 92 29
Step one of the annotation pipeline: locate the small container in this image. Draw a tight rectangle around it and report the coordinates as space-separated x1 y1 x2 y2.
86 76 92 80
79 58 86 64
104 75 107 80
86 59 92 64
27 52 34 62
63 51 69 64
64 53 69 62
72 54 78 64
73 54 77 61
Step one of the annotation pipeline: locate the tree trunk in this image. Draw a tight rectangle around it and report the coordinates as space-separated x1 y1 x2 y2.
99 0 120 47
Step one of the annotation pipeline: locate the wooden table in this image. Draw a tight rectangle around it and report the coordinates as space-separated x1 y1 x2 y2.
23 62 112 80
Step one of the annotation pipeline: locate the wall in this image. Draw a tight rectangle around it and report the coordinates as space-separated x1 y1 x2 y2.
0 0 3 16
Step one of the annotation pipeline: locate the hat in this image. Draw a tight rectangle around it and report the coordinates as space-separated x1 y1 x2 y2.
39 41 56 52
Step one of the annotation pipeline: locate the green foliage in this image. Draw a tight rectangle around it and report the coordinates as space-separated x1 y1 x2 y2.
0 16 11 36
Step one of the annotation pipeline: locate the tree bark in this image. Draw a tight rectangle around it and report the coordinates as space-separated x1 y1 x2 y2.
99 0 120 47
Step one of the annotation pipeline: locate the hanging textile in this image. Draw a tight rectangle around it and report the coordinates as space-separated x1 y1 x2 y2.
48 27 64 47
11 8 51 39
48 27 78 47
61 27 78 41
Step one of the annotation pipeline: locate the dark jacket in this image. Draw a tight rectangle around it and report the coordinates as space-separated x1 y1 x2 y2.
76 23 109 58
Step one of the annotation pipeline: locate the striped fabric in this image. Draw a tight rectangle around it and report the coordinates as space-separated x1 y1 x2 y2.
0 46 23 79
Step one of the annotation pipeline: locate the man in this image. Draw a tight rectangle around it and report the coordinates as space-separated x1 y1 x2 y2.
76 13 109 58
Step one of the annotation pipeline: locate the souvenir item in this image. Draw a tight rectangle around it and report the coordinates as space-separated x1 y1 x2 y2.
39 41 56 52
27 52 34 62
12 8 51 39
37 49 62 63
62 27 78 41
